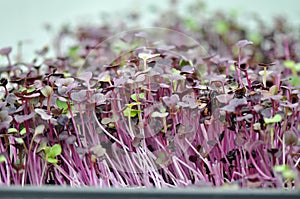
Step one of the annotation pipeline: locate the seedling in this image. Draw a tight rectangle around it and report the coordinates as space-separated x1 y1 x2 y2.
138 51 160 71
0 1 299 189
235 40 253 86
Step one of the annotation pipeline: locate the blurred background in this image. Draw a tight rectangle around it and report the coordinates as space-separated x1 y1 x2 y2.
0 0 300 60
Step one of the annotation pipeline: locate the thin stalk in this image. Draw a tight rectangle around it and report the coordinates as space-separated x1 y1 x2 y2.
67 95 82 147
93 111 130 151
127 111 135 138
54 164 77 185
249 152 274 180
40 159 48 185
237 48 243 86
78 103 88 147
262 66 267 88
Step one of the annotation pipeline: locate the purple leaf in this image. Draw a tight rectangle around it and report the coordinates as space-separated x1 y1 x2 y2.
35 108 52 120
77 72 92 83
91 145 106 158
66 135 77 144
55 78 74 87
236 40 253 48
284 131 298 146
134 31 147 38
178 95 198 109
162 94 179 108
0 111 12 130
216 94 232 104
70 90 87 102
180 65 194 74
57 115 69 126
22 93 40 99
221 97 247 113
0 47 12 56
14 112 35 123
260 108 272 118
59 131 69 140
236 114 253 122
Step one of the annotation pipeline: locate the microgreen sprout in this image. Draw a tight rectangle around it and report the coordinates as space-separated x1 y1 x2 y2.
0 1 299 189
138 50 160 71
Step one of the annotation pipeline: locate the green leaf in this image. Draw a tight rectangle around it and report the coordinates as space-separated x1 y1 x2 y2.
151 111 169 118
179 59 191 67
27 87 36 93
295 63 300 72
229 65 236 71
138 93 145 99
0 154 6 163
138 53 160 61
69 46 80 59
44 146 50 154
15 137 24 144
47 157 58 164
19 87 26 92
20 128 26 136
37 142 47 153
41 85 53 97
126 102 141 108
123 107 140 117
35 108 52 120
258 70 273 76
284 60 295 69
247 33 262 45
282 170 296 179
99 74 111 83
63 72 72 77
172 68 181 75
184 18 198 30
101 117 111 125
274 164 296 179
123 108 130 117
131 93 145 101
274 164 289 172
56 99 68 109
35 124 45 135
131 94 138 101
215 20 229 35
56 99 68 113
48 144 62 158
108 123 115 128
264 114 282 124
289 75 300 86
8 128 18 134
269 85 278 95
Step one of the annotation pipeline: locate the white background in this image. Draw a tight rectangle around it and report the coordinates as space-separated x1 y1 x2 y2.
0 0 300 61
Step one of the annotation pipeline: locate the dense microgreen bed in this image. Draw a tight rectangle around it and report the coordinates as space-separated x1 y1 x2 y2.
0 1 300 189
